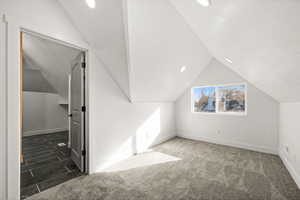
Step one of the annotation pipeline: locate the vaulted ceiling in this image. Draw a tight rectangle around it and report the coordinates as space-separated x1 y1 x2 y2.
127 0 211 101
58 0 300 102
170 0 300 102
58 0 130 99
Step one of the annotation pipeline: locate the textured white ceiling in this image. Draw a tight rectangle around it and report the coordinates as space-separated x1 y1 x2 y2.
23 33 81 99
169 0 300 102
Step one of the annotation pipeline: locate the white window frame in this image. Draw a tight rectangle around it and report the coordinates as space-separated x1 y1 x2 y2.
191 83 248 116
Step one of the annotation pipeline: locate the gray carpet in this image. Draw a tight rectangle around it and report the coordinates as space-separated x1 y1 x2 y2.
27 137 300 200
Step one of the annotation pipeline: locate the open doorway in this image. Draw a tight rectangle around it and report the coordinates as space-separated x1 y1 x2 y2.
20 31 88 199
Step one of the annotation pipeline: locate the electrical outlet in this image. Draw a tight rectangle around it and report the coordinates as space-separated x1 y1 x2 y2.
217 130 221 134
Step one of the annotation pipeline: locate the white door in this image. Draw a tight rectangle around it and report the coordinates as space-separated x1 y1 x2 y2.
70 52 86 172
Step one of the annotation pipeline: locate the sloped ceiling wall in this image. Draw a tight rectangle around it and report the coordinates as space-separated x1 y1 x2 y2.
57 0 299 102
58 0 212 102
23 33 81 99
23 68 56 93
127 0 211 101
23 54 56 93
169 0 300 102
58 0 130 99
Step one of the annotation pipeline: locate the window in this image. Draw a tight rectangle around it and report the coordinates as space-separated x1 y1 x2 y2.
192 83 247 115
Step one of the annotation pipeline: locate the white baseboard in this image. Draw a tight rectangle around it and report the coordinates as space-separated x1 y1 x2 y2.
279 150 300 189
151 131 176 147
93 132 176 173
177 132 278 155
23 127 68 137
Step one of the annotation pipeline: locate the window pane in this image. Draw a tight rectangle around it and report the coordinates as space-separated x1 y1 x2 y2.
217 84 246 113
192 87 216 113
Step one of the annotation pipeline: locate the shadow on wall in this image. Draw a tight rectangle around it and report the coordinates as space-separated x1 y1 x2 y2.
96 108 177 171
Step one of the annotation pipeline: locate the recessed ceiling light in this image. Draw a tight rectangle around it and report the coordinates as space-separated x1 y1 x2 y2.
180 66 187 73
86 0 96 8
196 0 211 7
225 58 233 63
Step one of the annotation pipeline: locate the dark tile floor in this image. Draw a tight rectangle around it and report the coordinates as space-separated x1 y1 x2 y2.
21 131 82 200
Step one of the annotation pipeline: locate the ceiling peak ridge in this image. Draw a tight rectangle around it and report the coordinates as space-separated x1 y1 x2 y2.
168 0 213 57
56 1 92 47
122 0 133 103
94 49 132 102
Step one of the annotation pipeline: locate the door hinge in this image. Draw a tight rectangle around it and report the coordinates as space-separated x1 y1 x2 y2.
81 106 86 112
82 149 86 156
81 62 86 69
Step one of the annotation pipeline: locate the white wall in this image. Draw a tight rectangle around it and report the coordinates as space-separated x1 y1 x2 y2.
88 50 176 172
175 59 279 154
279 102 300 188
22 92 68 136
23 69 56 93
1 1 175 199
0 15 8 200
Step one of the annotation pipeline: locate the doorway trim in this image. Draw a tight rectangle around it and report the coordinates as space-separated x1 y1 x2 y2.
19 27 90 194
4 14 92 198
21 28 87 52
0 14 8 200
